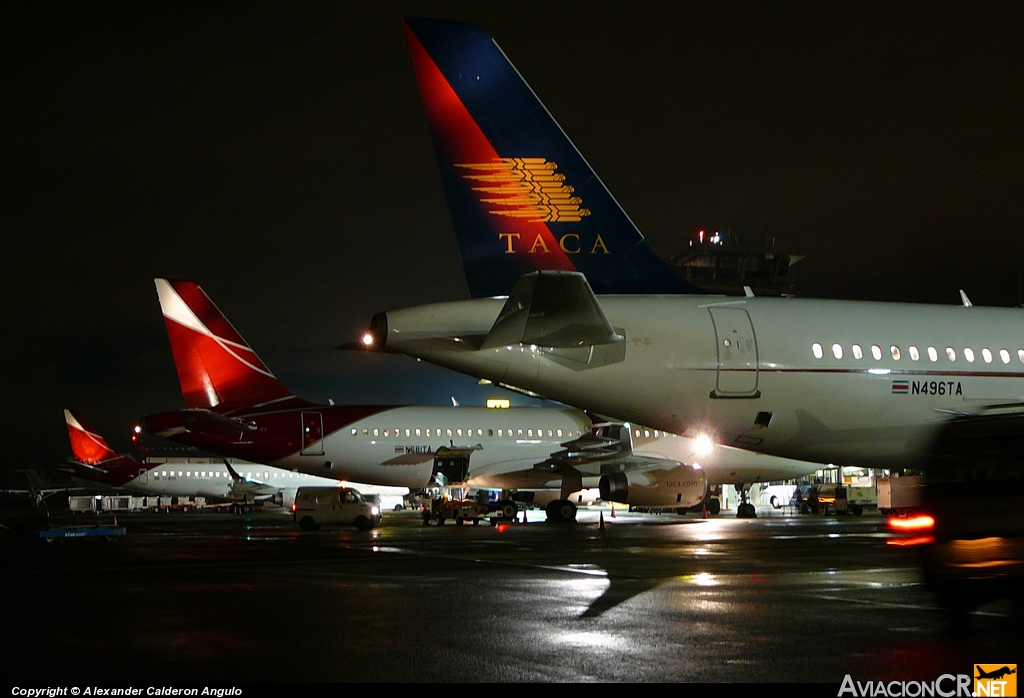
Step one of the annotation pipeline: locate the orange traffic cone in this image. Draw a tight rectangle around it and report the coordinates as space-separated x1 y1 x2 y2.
599 511 605 530
522 509 527 524
702 504 707 519
610 505 616 518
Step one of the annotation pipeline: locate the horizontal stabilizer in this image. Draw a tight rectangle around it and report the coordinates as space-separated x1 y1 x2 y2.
179 409 259 435
481 271 625 369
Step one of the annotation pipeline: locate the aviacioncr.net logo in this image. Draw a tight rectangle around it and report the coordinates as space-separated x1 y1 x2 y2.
838 674 973 697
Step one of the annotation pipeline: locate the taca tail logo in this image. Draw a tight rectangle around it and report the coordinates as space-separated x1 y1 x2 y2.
976 665 1017 697
457 158 591 223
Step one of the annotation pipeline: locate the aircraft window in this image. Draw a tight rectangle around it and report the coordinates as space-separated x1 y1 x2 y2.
527 429 533 437
497 429 503 437
1018 350 1024 364
964 348 975 362
547 429 552 437
178 471 183 477
557 429 563 437
832 344 843 359
487 429 493 437
946 347 956 361
478 429 484 437
406 429 411 437
1000 349 1011 364
852 344 863 360
635 429 641 437
373 428 379 437
871 345 882 360
812 342 823 359
415 428 421 437
908 346 920 361
517 429 523 436
927 347 938 362
384 429 390 437
890 346 901 360
447 429 453 437
394 427 400 437
457 428 463 437
982 348 993 363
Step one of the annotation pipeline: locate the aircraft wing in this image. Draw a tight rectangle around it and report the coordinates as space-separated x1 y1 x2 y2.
222 461 278 500
535 426 683 476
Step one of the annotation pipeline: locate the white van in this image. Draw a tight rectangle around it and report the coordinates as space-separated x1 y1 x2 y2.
291 487 382 531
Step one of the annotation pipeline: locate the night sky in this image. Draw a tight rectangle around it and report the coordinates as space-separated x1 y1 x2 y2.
3 2 1022 468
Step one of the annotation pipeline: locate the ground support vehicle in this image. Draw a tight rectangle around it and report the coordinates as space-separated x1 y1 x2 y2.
292 487 382 531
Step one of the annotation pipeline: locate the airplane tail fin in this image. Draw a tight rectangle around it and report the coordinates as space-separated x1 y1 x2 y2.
64 409 124 466
155 279 304 413
403 17 701 297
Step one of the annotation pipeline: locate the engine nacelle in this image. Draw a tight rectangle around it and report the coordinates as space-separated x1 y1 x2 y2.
599 464 708 508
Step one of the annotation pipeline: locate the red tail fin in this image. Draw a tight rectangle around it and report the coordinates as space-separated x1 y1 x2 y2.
64 409 123 466
155 279 301 412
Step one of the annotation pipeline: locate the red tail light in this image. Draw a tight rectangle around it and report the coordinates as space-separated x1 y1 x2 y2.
887 513 935 532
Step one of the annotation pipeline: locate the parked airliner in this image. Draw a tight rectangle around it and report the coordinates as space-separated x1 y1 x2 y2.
64 409 397 510
370 19 1022 476
138 279 724 521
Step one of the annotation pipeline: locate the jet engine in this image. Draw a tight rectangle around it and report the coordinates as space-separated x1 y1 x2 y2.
599 464 707 508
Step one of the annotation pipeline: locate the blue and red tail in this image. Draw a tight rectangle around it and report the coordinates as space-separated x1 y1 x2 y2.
403 17 700 297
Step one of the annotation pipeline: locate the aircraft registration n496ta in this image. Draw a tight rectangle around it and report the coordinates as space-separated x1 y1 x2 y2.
367 19 1024 473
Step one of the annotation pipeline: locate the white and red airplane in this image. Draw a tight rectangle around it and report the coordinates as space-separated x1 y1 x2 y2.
64 408 386 510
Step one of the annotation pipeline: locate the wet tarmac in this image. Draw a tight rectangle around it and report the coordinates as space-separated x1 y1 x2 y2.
2 505 1020 684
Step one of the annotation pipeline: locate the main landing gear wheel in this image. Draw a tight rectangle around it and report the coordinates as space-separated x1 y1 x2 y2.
737 502 757 518
545 499 577 523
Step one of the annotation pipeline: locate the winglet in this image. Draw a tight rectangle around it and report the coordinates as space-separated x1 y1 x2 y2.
155 279 307 413
403 17 701 297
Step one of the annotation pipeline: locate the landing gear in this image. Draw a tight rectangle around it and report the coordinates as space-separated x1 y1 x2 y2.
736 487 757 518
545 499 577 523
706 496 721 516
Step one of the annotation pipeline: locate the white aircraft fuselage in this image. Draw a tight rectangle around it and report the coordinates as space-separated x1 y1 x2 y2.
378 294 1024 470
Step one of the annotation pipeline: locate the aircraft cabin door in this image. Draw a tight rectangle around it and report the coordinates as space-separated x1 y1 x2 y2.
708 306 760 398
300 412 325 456
139 469 148 486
